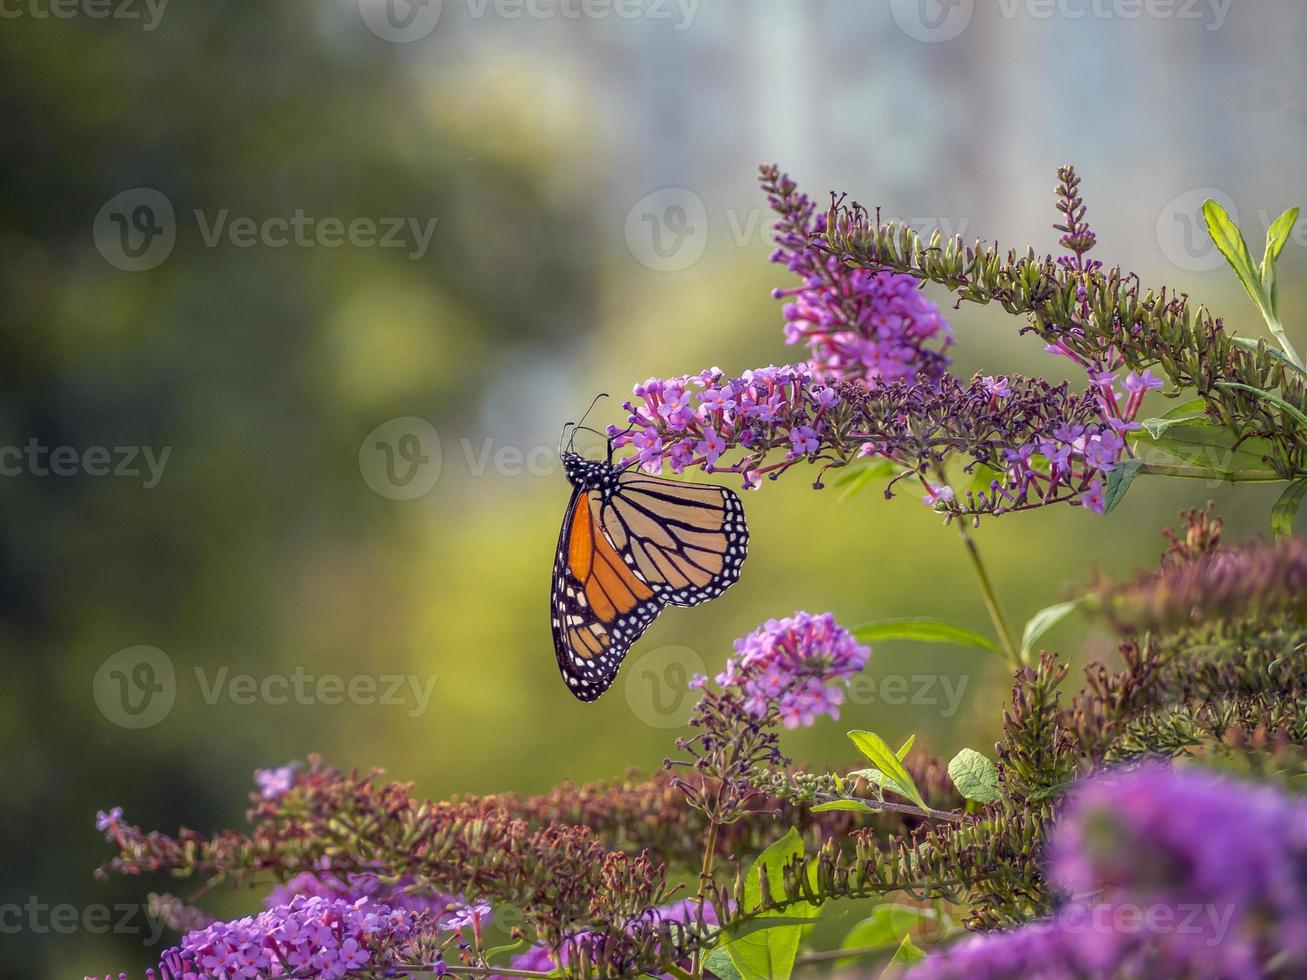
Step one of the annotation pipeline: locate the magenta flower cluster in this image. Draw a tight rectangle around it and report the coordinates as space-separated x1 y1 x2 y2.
998 366 1162 515
766 165 953 386
133 895 437 980
495 899 718 980
264 871 470 928
908 764 1307 979
774 267 953 385
711 611 870 728
610 364 837 486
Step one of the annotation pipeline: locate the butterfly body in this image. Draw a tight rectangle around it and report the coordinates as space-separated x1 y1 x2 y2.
551 450 748 701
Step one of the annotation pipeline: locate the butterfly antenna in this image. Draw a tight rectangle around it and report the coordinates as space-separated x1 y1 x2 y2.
566 393 608 454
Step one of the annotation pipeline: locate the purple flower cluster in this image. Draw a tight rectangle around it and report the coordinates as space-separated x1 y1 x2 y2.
255 763 299 801
610 364 838 486
713 611 870 728
264 870 473 929
908 764 1307 979
997 367 1161 515
495 899 719 980
765 165 953 386
128 895 438 980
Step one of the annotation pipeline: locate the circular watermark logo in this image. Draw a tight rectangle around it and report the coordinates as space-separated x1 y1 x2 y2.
622 644 705 729
890 0 974 42
624 188 709 272
359 417 442 500
93 188 176 272
1156 187 1238 273
358 0 442 42
93 645 176 729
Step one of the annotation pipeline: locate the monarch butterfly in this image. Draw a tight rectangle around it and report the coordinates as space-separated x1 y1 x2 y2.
551 414 749 702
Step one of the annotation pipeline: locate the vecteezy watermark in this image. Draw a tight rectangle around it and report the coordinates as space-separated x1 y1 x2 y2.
0 440 171 488
359 418 604 497
0 0 168 31
93 646 439 729
891 0 1231 42
623 644 706 729
0 899 167 945
93 645 177 729
624 188 969 272
1157 187 1307 274
192 666 437 718
1031 895 1236 946
359 417 443 500
358 0 699 42
93 188 437 271
844 673 971 719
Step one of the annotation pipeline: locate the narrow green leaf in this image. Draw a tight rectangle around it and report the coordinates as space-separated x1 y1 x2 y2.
1139 397 1208 439
1271 479 1307 540
947 748 1002 804
1130 418 1281 478
703 948 744 980
1102 457 1144 514
847 731 929 811
1229 336 1307 376
878 934 928 976
837 906 936 965
854 619 1000 655
811 799 875 814
834 458 898 502
1020 599 1080 660
483 938 524 961
896 734 916 760
847 768 914 802
1203 199 1267 315
726 828 811 980
1214 381 1307 428
1261 207 1299 317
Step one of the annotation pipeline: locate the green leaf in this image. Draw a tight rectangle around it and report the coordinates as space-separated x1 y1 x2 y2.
896 734 916 760
834 458 898 502
947 748 1002 804
1139 397 1208 439
847 731 929 811
837 905 936 965
704 947 744 980
854 618 1001 656
1214 381 1307 428
482 938 524 961
1261 207 1299 317
967 463 1005 499
1271 479 1307 540
1203 199 1267 315
1102 457 1144 514
1130 418 1280 479
811 799 875 814
1020 599 1080 661
1204 199 1305 368
1230 336 1307 376
847 768 915 802
725 828 811 980
725 915 826 939
879 933 928 977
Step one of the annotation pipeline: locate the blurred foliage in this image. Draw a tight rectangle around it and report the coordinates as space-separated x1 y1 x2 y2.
0 5 1298 978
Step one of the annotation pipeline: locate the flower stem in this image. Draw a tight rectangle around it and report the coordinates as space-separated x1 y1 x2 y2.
953 520 1024 667
690 795 722 980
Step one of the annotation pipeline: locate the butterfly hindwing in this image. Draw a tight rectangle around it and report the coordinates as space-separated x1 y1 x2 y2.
551 486 664 701
551 455 750 702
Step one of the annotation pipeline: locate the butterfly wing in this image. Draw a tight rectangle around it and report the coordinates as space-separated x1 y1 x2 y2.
551 469 749 702
603 470 748 607
551 485 665 701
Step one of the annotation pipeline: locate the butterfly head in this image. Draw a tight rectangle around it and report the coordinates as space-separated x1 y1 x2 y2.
561 450 612 490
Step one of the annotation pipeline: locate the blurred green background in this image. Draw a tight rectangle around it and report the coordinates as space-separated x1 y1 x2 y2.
2 1 1306 976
